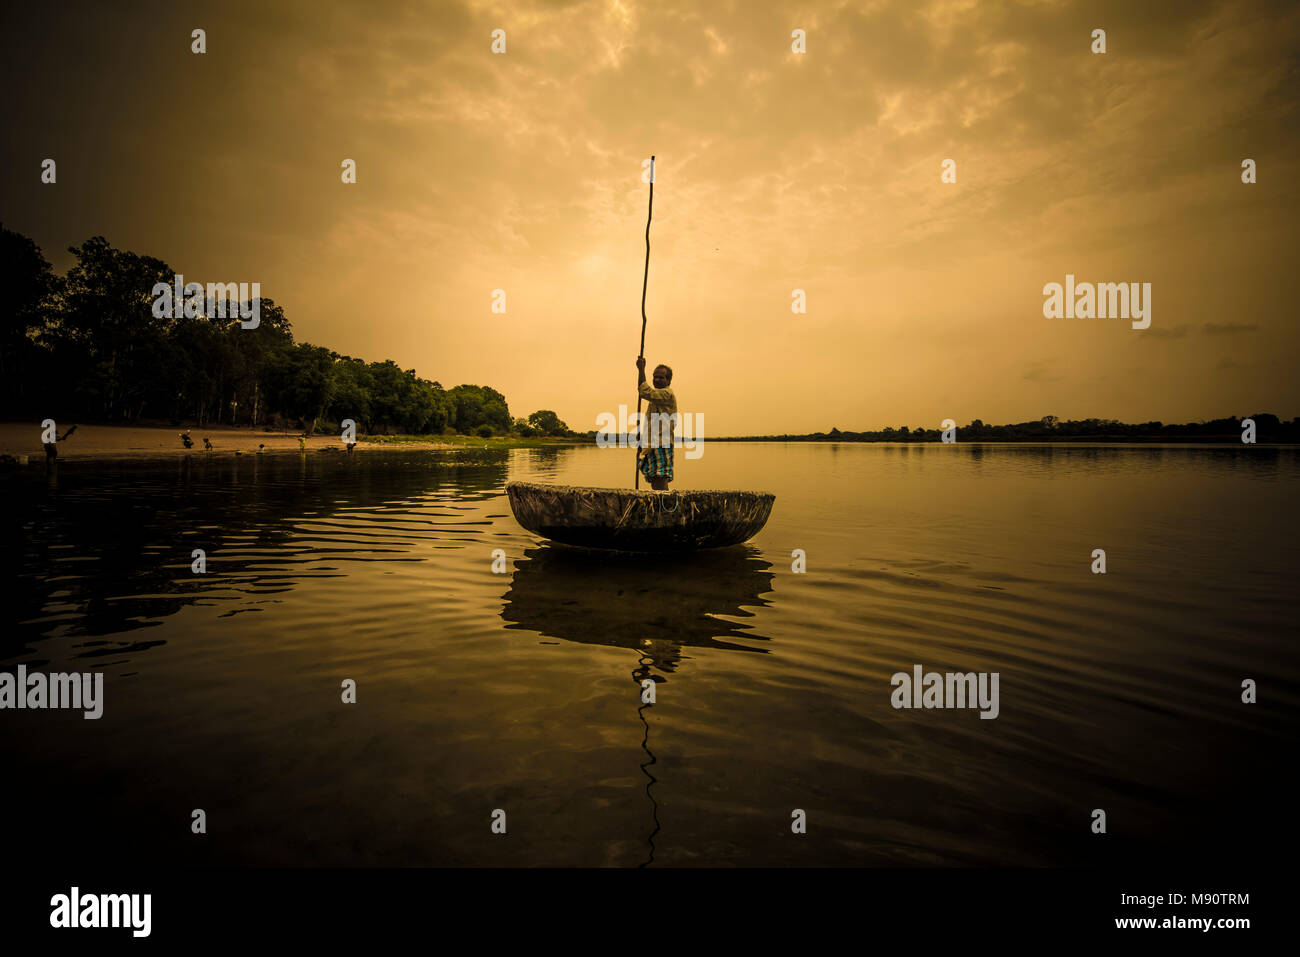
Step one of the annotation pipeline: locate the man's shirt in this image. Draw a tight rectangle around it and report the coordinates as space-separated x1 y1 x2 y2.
638 381 678 448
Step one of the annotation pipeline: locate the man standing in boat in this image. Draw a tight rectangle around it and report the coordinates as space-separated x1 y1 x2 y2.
636 356 677 491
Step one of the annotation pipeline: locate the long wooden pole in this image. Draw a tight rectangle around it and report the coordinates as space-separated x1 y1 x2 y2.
635 155 654 489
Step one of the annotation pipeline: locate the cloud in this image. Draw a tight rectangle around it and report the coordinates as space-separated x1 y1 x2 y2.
1022 362 1064 383
3 0 1297 430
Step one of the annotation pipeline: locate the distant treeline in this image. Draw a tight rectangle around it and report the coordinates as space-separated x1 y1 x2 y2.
710 415 1299 442
0 227 573 438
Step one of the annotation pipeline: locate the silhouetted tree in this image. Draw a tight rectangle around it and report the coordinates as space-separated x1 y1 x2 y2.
0 226 61 410
449 384 511 434
262 343 336 433
527 410 568 435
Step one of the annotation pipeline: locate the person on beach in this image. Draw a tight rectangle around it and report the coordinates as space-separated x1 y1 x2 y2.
636 356 677 491
44 424 77 461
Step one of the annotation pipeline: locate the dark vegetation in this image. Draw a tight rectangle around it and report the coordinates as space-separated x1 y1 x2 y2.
714 414 1298 442
0 227 575 438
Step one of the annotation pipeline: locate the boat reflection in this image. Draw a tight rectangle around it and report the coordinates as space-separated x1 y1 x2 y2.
500 543 776 866
500 543 776 678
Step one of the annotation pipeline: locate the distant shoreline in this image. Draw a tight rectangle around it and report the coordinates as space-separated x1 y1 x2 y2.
703 434 1290 444
2 422 1292 463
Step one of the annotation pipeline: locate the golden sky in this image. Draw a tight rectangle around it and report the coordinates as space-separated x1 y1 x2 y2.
4 0 1298 433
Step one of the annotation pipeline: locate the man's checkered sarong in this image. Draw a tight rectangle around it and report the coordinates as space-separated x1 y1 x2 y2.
638 445 674 482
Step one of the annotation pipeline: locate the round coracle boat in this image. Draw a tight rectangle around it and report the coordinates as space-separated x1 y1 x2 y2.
505 481 775 552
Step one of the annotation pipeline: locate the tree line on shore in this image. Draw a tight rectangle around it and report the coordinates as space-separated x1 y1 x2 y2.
0 227 573 438
717 414 1299 442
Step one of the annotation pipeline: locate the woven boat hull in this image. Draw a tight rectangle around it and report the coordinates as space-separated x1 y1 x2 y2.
505 481 775 552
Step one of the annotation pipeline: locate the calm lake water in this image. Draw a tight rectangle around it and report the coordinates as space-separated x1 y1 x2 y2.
3 443 1297 867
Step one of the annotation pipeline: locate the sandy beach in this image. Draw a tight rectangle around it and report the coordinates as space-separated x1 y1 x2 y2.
0 423 462 461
